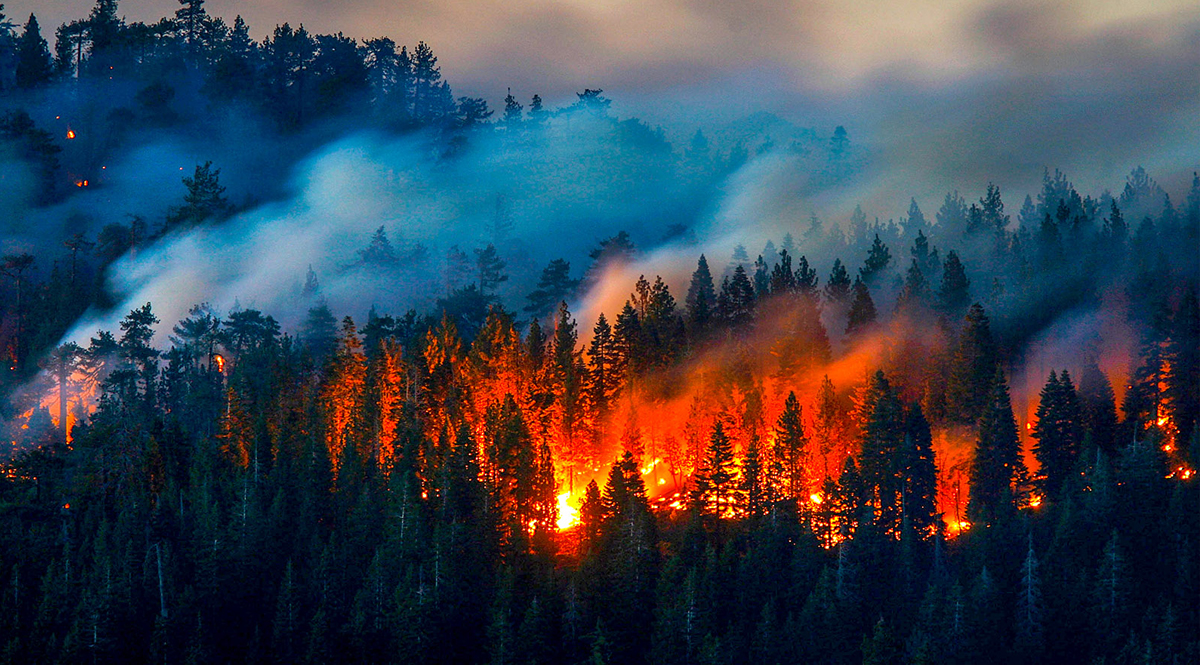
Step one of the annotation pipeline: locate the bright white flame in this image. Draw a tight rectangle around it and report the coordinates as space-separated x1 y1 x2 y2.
557 492 579 530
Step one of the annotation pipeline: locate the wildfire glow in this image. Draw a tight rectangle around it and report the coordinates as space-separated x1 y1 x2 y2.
557 491 579 530
66 128 75 139
1167 465 1195 481
809 492 823 504
213 354 226 373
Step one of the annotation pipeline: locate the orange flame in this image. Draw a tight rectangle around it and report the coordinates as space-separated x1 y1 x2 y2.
557 491 580 530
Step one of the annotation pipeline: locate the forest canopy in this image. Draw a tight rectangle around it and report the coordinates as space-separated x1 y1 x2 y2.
0 1 1197 664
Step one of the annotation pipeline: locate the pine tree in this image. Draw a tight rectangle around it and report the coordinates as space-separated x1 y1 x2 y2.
502 88 523 130
794 254 818 296
686 254 717 333
824 259 852 305
1103 199 1128 245
769 249 797 294
910 229 939 278
845 276 876 338
1031 370 1083 499
587 313 618 437
1078 360 1119 454
938 251 970 317
738 435 766 518
937 191 969 237
753 255 770 296
15 14 53 89
525 258 578 316
774 392 808 498
694 421 737 519
945 303 996 424
903 403 938 539
860 234 891 285
904 198 928 237
980 183 1009 232
166 162 230 229
861 617 903 665
895 259 930 312
858 371 905 534
272 560 301 663
1013 537 1045 662
1165 287 1199 449
475 244 508 297
813 375 846 479
830 125 849 158
175 0 209 52
357 226 399 266
967 367 1026 525
1090 530 1128 654
301 304 338 362
717 265 755 329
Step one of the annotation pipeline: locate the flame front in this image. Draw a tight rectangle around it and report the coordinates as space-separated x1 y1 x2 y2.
557 491 580 530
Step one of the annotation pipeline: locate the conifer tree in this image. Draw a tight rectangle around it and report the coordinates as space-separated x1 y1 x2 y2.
946 303 996 424
166 162 230 229
475 244 508 297
774 392 808 499
903 403 938 539
1090 530 1129 653
895 259 930 312
693 421 737 519
587 313 617 435
904 198 928 237
1078 360 1119 454
938 251 971 317
525 258 577 317
845 276 877 337
738 435 766 518
860 234 892 285
1032 370 1083 499
15 14 53 89
717 265 755 329
1013 537 1045 661
937 191 969 236
858 371 905 534
769 248 797 294
685 254 717 333
824 258 852 305
967 367 1026 525
1165 288 1199 448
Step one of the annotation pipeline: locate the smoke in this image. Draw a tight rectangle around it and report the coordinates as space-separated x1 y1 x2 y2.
58 111 720 343
3 2 1194 490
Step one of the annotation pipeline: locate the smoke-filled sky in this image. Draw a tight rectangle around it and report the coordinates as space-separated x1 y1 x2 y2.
15 0 1200 196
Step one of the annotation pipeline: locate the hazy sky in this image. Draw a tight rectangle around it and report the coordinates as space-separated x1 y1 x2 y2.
10 0 1200 195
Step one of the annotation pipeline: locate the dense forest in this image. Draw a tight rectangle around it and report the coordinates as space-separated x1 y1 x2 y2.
1 1 1198 664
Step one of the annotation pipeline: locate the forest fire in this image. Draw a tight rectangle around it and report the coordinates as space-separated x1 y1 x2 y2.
0 0 1196 661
